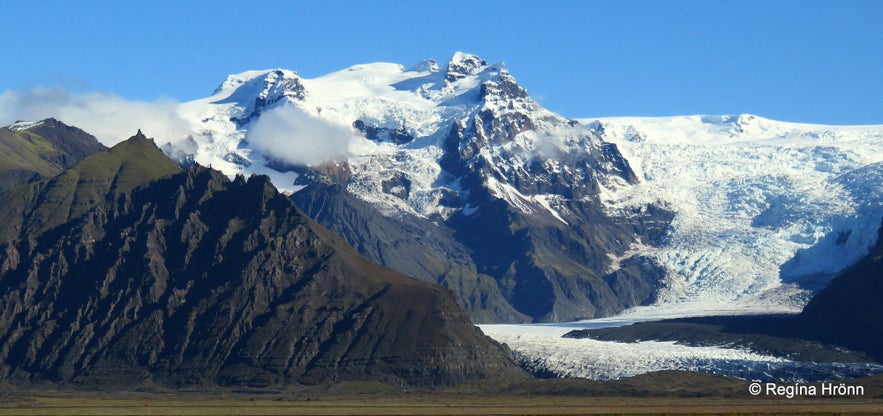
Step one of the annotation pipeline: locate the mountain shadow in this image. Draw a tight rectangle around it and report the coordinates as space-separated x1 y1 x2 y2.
799 218 883 361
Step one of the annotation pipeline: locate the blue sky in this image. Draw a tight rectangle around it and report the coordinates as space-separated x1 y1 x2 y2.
1 0 880 125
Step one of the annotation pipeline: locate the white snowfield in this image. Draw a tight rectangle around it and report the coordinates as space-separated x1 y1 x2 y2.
581 114 883 318
8 119 45 131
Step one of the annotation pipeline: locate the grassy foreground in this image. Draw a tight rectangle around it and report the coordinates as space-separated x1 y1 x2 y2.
2 374 882 415
2 393 883 415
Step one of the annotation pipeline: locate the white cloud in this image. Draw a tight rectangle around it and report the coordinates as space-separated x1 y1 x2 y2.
245 104 356 166
0 87 193 146
0 87 358 167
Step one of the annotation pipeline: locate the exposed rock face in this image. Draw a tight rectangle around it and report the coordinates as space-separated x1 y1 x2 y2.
0 135 521 387
353 120 414 145
291 182 530 324
294 172 671 323
222 69 307 125
430 102 668 322
445 53 487 83
24 118 108 162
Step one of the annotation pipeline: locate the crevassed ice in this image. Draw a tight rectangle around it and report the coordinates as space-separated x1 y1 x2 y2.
585 115 883 315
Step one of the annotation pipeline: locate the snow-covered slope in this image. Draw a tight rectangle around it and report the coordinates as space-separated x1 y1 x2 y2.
581 115 883 317
161 53 656 323
171 53 630 219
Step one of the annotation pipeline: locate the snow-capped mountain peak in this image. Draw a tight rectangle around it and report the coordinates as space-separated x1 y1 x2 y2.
162 55 659 324
211 69 303 99
209 69 306 126
445 52 490 82
409 58 439 73
171 54 633 219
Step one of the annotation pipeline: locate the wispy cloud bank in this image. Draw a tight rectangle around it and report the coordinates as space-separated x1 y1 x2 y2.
246 104 356 165
1 87 358 166
0 88 192 145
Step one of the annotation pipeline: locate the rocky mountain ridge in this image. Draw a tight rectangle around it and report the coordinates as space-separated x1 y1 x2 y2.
0 129 521 387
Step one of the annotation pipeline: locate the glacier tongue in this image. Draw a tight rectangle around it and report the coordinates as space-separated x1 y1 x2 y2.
584 115 883 315
481 323 883 382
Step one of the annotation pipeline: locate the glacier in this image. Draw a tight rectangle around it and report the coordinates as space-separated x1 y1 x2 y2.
475 115 883 382
582 114 883 317
481 322 883 382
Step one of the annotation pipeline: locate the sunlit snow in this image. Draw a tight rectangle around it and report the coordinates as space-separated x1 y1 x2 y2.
170 54 610 222
582 115 883 316
8 119 45 131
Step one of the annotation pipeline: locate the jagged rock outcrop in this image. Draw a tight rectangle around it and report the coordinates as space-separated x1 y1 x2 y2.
0 134 522 387
220 69 307 125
